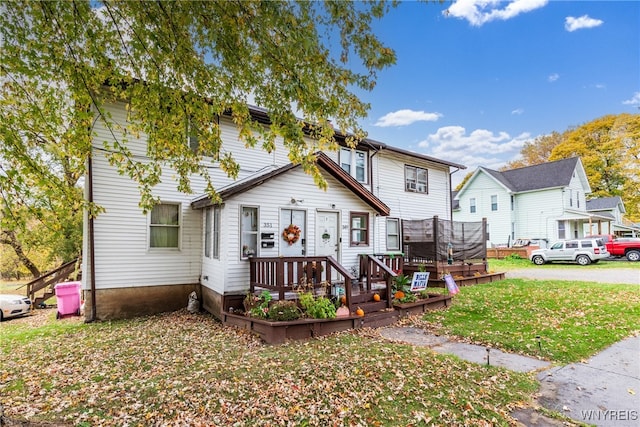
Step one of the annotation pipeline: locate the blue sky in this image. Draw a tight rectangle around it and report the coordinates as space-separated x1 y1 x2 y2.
352 0 639 186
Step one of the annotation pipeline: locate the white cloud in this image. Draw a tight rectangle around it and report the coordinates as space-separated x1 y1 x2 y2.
622 92 640 107
548 73 559 82
564 15 603 32
374 109 442 127
444 0 548 27
511 108 524 115
417 126 532 185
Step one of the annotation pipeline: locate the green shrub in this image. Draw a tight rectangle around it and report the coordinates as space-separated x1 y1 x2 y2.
505 253 522 260
267 300 302 321
298 292 336 319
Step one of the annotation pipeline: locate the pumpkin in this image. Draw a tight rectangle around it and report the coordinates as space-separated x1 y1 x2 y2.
373 293 381 302
394 291 405 300
336 306 350 318
355 307 365 317
340 295 347 305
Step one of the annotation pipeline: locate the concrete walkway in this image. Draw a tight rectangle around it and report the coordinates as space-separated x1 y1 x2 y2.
379 327 640 426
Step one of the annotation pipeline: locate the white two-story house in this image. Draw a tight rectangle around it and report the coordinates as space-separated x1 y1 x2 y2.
453 157 611 247
82 101 465 320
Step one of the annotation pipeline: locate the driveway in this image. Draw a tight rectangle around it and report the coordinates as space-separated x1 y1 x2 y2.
506 268 639 285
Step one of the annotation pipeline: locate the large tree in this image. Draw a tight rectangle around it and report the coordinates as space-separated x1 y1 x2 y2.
550 114 640 221
1 0 399 274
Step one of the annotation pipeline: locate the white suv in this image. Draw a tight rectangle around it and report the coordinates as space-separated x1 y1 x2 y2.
529 238 610 266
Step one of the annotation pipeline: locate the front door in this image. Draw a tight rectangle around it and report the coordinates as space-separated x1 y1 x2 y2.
280 209 306 257
316 211 339 260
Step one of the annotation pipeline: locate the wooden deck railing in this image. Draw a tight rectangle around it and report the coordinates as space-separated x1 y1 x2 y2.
359 255 399 309
249 255 403 312
249 256 356 309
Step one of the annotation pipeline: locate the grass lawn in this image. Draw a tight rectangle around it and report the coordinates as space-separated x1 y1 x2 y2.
418 279 640 363
2 310 539 426
1 263 638 426
488 257 640 271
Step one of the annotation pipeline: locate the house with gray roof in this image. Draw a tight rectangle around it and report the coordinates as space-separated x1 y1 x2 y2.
453 157 612 247
585 196 639 237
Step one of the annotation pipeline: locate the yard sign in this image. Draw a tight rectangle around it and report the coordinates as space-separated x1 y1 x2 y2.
410 272 430 292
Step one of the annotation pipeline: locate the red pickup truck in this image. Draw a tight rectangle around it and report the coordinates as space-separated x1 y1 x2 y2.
586 234 640 262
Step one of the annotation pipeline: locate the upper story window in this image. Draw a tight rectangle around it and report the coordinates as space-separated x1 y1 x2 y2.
350 212 369 246
340 148 367 183
187 115 219 156
150 203 180 249
405 165 428 193
510 195 514 211
569 189 573 207
491 195 498 211
470 198 476 213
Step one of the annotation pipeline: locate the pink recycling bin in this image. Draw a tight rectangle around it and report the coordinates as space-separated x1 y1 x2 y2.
54 281 82 318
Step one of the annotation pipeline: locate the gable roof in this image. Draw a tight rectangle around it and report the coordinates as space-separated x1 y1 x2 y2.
243 105 467 170
191 152 390 215
457 157 587 198
586 196 625 213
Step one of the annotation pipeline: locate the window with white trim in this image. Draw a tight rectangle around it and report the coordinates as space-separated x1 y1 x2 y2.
350 212 369 246
386 218 400 251
470 197 476 213
491 195 498 211
340 148 367 183
205 206 221 259
240 206 258 259
405 165 428 193
150 203 180 248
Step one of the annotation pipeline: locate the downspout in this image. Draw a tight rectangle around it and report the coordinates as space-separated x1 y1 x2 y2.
87 153 97 322
449 167 461 221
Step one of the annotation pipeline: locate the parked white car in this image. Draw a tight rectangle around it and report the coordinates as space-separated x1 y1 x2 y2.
529 238 610 266
0 294 32 320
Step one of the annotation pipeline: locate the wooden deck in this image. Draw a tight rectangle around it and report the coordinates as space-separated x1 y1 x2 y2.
222 293 452 344
225 254 502 344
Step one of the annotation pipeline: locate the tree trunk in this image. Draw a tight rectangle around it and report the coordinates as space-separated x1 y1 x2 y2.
0 230 41 278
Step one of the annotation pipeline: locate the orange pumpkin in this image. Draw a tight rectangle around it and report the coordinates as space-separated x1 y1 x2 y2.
340 295 347 305
373 293 381 302
394 291 405 300
356 307 365 317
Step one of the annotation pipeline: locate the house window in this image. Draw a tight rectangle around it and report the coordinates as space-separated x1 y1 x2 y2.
350 212 369 246
510 195 514 211
470 198 476 213
187 115 219 156
386 218 400 251
569 189 573 207
150 203 180 248
491 195 498 211
511 222 515 241
205 206 220 259
405 165 428 193
577 192 580 208
340 148 367 183
558 221 566 239
241 206 258 258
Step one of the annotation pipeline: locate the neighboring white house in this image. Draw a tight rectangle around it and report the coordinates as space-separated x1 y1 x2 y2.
585 196 640 237
82 101 465 320
453 157 612 247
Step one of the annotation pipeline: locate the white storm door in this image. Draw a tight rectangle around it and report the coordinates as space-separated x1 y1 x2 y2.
316 211 339 260
280 209 306 257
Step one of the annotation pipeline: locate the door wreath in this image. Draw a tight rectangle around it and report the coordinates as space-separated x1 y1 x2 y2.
282 224 301 245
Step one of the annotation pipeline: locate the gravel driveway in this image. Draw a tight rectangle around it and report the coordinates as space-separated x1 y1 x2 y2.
506 267 639 284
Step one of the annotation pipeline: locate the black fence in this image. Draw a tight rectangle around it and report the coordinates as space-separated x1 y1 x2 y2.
402 216 487 262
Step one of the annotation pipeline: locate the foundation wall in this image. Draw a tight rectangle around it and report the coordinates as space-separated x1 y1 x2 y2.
84 283 200 321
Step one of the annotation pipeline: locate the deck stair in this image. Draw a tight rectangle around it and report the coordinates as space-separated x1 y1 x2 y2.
17 258 81 307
